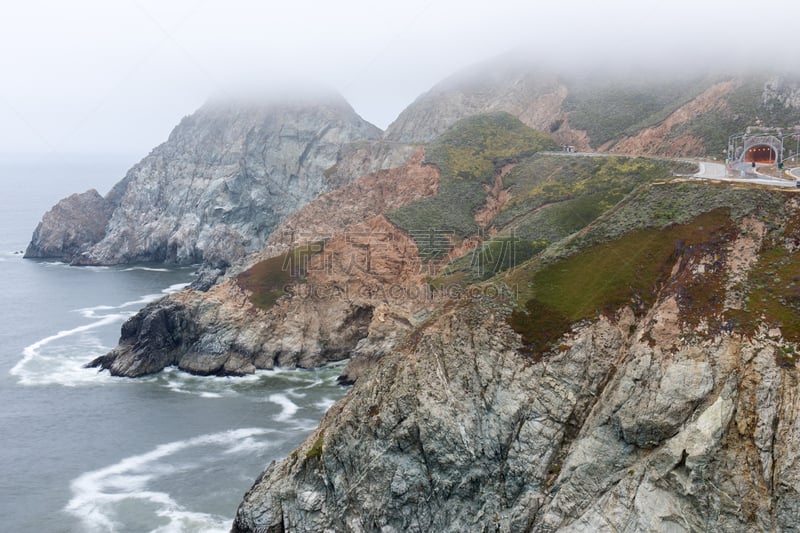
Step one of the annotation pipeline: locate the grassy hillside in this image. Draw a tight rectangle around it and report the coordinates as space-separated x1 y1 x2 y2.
431 154 687 286
501 181 800 359
507 208 735 356
563 74 717 147
386 112 557 258
237 244 322 309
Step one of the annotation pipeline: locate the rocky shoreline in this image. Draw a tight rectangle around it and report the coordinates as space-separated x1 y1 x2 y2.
24 62 800 532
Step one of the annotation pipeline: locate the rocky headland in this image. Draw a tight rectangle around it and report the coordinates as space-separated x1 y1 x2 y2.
23 58 800 532
88 147 441 382
25 91 388 266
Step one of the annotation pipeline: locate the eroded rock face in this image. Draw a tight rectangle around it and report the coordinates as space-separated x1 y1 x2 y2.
28 92 383 265
230 297 800 533
230 209 800 532
90 150 441 378
24 189 113 261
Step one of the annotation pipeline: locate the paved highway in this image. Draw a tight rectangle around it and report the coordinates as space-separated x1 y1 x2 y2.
693 162 798 188
542 151 800 188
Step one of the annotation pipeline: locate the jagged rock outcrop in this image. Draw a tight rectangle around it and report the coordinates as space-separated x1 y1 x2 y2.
27 91 385 265
24 189 113 261
90 151 441 379
231 191 800 532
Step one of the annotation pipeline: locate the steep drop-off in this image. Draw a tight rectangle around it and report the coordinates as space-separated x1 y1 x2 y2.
26 91 386 266
89 148 442 381
232 183 800 533
91 114 694 382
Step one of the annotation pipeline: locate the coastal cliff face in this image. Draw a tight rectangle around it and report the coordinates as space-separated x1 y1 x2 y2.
89 149 441 380
89 113 691 383
25 92 384 265
23 189 113 262
48 64 800 531
231 188 800 532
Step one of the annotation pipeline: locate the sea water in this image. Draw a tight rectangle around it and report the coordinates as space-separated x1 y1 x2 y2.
0 154 346 532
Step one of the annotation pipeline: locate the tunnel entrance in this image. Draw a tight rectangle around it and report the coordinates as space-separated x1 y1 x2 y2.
744 145 777 164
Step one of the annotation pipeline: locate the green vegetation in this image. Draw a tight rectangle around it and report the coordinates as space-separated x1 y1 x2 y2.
507 209 734 357
495 155 675 238
236 243 323 309
434 237 544 286
306 432 325 461
561 182 784 254
428 155 682 288
729 211 800 349
387 112 557 258
501 179 800 363
563 75 715 147
677 77 800 155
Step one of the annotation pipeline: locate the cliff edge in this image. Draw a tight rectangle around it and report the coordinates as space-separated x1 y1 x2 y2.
232 183 800 532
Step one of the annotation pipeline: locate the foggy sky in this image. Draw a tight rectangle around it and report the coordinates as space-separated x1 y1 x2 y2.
1 0 799 157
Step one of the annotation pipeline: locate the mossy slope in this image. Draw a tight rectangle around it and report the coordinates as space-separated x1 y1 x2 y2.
386 112 557 258
502 181 800 360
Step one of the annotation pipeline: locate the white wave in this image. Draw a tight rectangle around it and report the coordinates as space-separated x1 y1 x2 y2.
76 290 172 318
315 397 337 411
163 282 190 294
11 281 189 386
66 428 270 533
121 266 171 272
38 261 110 271
153 366 335 399
9 314 123 386
269 393 299 422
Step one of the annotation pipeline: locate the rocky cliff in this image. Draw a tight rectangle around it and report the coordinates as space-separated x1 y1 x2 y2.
231 183 800 533
90 114 693 382
89 148 441 380
25 91 385 265
23 189 114 262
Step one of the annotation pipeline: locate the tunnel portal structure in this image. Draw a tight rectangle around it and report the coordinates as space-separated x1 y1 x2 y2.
742 135 781 164
729 128 800 166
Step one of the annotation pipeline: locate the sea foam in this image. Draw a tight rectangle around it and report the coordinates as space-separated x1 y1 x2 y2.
66 428 271 533
9 280 189 387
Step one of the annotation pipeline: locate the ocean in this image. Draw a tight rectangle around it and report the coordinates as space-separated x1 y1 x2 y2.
0 154 345 532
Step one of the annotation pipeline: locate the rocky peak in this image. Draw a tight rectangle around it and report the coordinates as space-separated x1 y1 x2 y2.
385 60 578 146
386 57 800 157
27 90 383 266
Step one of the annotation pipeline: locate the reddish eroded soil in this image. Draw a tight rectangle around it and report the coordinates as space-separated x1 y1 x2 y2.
268 148 439 248
607 80 737 157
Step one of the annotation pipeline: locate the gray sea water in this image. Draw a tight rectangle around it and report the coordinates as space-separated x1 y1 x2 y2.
0 155 346 532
